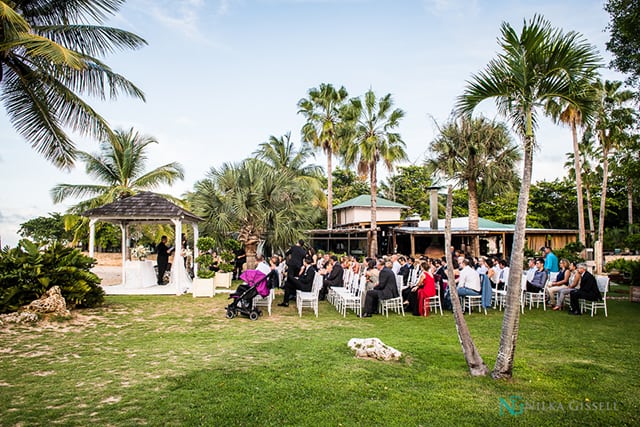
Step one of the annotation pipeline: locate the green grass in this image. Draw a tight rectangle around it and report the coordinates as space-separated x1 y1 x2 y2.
1 293 639 426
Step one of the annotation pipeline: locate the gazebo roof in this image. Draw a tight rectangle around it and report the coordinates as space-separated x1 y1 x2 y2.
82 191 202 223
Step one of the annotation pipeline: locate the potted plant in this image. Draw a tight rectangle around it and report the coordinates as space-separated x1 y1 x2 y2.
214 249 235 288
193 237 216 297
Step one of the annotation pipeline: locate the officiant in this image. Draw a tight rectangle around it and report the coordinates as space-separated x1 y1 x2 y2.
156 235 174 285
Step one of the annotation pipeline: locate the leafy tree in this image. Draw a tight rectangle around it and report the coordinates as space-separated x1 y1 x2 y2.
191 159 319 268
478 190 518 225
380 165 434 219
426 116 521 255
298 84 350 229
18 213 72 243
456 15 601 379
51 127 185 213
343 89 408 257
605 0 640 88
527 179 578 229
331 168 370 206
0 0 146 169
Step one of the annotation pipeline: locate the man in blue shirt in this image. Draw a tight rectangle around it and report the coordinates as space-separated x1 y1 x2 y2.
542 246 559 273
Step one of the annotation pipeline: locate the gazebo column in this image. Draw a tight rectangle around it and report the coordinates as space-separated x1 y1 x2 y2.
171 218 185 296
89 219 97 259
120 222 127 286
193 224 199 278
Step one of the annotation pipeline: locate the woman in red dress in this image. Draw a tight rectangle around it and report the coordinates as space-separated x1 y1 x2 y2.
417 260 437 316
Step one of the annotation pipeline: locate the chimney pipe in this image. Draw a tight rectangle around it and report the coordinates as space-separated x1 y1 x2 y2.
427 186 440 230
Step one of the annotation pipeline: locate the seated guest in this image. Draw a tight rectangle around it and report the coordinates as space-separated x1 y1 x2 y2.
278 256 316 307
546 258 570 306
362 260 399 317
319 255 344 300
456 258 482 297
404 260 436 316
525 258 537 283
568 263 601 315
526 258 547 293
398 256 411 287
496 259 509 290
553 261 581 310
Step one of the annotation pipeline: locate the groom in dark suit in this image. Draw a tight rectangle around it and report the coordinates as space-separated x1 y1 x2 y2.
279 256 316 307
362 260 399 317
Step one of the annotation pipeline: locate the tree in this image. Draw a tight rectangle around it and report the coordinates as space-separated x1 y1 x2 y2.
0 0 146 169
456 15 601 379
592 79 637 271
380 165 434 219
18 213 73 243
253 132 326 217
605 0 640 88
343 89 408 257
298 84 350 230
426 116 521 256
191 159 318 268
50 128 185 213
331 168 370 206
546 80 597 247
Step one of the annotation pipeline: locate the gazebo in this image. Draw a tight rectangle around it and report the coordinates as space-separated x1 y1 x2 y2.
82 192 203 295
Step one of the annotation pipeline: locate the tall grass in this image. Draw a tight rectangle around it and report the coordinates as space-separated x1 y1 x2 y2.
1 294 639 426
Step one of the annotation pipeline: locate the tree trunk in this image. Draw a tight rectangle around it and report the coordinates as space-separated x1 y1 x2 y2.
571 120 586 245
445 186 489 377
597 144 609 274
369 161 378 258
327 151 333 230
586 184 596 245
628 177 634 232
492 135 534 379
468 179 480 257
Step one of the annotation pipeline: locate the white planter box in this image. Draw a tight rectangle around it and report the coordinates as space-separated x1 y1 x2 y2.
214 272 233 288
192 277 215 297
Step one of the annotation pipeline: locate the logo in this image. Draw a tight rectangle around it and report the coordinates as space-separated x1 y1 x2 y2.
499 395 524 416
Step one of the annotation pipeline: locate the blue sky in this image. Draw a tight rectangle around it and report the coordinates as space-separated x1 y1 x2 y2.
0 0 627 247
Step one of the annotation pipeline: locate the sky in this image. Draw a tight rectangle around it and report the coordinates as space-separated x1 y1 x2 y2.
0 0 628 247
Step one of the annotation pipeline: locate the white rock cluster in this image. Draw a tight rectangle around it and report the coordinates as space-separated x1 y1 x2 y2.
348 337 402 361
0 311 39 325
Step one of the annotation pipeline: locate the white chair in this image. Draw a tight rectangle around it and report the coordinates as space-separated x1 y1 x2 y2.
581 276 610 317
379 275 405 317
341 275 366 317
524 272 550 311
493 268 509 310
424 280 443 316
253 287 274 316
297 274 323 317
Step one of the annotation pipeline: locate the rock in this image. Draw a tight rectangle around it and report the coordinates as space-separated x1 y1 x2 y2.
0 311 39 324
348 337 402 361
24 286 70 316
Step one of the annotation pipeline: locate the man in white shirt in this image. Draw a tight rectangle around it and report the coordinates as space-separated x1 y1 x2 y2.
525 258 537 283
456 258 482 297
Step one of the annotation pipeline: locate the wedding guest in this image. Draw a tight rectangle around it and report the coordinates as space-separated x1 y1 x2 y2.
156 235 174 286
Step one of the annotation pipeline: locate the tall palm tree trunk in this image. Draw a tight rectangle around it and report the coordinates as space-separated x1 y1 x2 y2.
597 143 610 274
445 186 489 376
586 184 596 245
628 177 634 233
369 161 378 258
492 136 534 379
468 179 480 257
571 120 586 245
326 151 333 230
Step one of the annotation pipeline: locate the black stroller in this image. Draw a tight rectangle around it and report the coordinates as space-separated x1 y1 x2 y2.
225 269 270 320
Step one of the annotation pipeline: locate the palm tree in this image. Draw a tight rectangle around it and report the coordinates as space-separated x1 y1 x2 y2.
426 116 521 256
191 159 317 268
1 0 146 169
546 79 597 247
51 128 185 212
592 79 636 272
564 129 601 245
456 15 601 379
297 83 349 229
343 89 407 257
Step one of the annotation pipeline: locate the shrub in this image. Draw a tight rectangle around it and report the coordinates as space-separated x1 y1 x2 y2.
624 234 640 252
554 241 585 264
605 258 640 285
0 239 104 314
195 237 217 279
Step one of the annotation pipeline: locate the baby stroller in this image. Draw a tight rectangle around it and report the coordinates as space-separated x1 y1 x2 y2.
225 269 270 320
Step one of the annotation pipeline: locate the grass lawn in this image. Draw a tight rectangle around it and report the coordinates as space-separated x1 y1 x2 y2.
1 291 639 426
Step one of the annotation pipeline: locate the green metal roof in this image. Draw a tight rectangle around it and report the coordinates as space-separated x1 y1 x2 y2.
333 195 409 210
